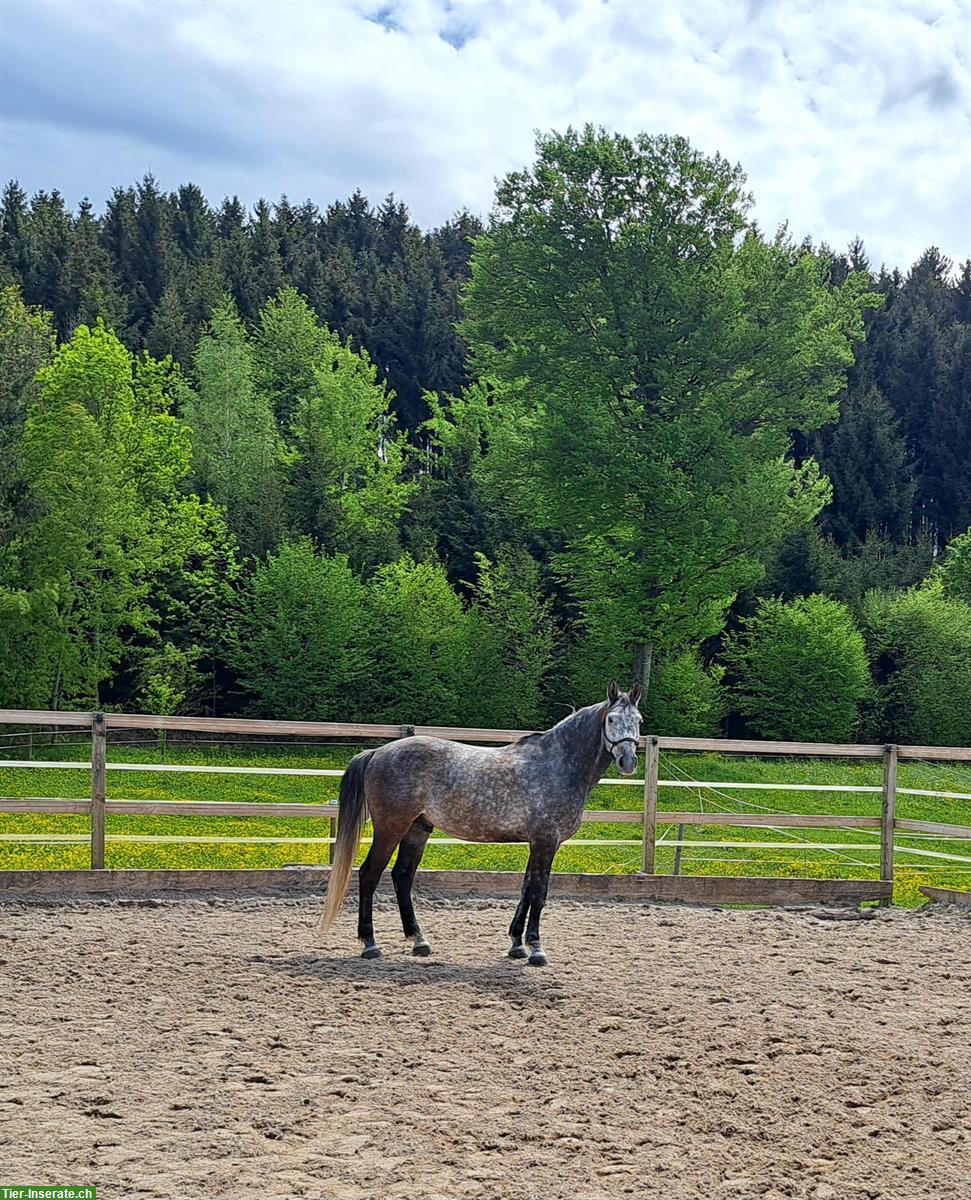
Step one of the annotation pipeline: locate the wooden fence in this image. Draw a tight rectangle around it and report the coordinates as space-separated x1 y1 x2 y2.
1 708 970 905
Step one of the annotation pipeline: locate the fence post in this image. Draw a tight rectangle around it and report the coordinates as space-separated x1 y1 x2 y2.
642 736 659 874
880 743 897 906
672 824 686 876
91 712 106 870
325 817 336 866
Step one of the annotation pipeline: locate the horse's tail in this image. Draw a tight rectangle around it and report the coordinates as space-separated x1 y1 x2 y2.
317 749 375 934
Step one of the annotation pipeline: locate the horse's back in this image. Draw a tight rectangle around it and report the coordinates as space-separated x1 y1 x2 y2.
365 734 536 842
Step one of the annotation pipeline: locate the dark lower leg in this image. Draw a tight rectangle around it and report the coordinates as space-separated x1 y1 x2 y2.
357 831 400 958
392 818 432 954
525 844 556 966
508 889 530 958
508 854 535 958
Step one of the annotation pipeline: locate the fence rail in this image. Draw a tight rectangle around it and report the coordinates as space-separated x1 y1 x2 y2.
2 709 970 903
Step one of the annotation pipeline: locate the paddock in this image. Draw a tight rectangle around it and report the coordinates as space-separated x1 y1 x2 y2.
2 895 969 1200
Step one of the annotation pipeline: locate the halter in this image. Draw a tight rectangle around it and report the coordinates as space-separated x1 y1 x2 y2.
604 733 639 751
602 702 641 752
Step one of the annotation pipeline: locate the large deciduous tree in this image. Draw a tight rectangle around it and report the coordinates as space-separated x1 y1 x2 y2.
0 323 204 708
460 127 880 678
188 297 284 558
276 307 414 570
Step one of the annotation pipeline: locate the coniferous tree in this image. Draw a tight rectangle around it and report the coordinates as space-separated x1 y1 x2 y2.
0 288 55 549
0 181 31 283
63 198 127 334
25 191 72 333
815 386 914 548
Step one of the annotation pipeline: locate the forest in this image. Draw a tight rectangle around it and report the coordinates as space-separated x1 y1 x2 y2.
1 128 969 745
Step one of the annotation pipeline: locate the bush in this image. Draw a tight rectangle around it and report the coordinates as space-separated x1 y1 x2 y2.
364 556 487 725
641 650 724 737
722 595 871 742
230 539 369 719
934 528 971 604
861 589 971 746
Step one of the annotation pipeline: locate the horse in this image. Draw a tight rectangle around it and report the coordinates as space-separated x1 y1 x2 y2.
317 681 643 967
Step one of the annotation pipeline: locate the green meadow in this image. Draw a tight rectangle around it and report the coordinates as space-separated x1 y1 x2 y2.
1 736 969 907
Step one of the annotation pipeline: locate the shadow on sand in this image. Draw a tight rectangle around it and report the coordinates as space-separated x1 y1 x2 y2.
257 947 568 999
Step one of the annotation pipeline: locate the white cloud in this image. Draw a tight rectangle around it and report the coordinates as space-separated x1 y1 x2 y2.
1 0 968 269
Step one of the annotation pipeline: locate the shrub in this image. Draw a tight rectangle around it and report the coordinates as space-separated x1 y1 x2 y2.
364 556 487 725
934 528 971 604
641 650 724 737
861 589 971 746
230 539 369 719
722 595 871 742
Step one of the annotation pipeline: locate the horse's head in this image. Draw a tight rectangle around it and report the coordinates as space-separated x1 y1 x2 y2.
603 680 643 776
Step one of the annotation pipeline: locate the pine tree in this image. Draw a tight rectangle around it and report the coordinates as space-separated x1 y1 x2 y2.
24 190 72 334
0 181 31 284
63 199 127 333
250 199 284 299
217 197 258 319
815 386 914 549
0 288 54 550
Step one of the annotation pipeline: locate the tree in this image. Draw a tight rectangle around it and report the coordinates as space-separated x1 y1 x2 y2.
63 198 127 334
814 386 913 549
24 191 72 334
640 650 724 737
461 127 880 677
932 527 971 604
861 589 971 746
140 494 242 716
253 287 329 428
0 324 204 708
283 322 413 568
231 539 369 720
722 595 872 742
187 297 284 557
0 181 31 284
0 288 54 548
924 323 971 542
470 547 556 728
364 556 478 724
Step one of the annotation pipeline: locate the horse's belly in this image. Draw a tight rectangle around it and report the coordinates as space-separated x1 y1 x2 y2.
423 795 529 844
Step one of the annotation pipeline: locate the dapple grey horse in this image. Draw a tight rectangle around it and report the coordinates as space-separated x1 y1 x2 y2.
317 682 643 966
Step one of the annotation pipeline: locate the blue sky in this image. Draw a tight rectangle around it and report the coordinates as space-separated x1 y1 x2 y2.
1 0 968 269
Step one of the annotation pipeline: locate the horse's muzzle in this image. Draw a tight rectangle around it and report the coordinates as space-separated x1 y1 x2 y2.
614 748 639 776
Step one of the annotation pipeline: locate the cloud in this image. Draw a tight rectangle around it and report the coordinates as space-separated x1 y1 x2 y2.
1 0 968 269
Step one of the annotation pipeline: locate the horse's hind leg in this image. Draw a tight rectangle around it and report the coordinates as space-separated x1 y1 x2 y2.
508 855 534 959
357 823 406 960
392 817 433 956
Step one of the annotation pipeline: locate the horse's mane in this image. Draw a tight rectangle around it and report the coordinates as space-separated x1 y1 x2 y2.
514 702 604 746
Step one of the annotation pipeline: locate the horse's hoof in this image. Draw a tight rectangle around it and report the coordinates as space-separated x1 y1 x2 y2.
508 944 528 960
527 948 548 967
412 938 431 957
361 944 382 960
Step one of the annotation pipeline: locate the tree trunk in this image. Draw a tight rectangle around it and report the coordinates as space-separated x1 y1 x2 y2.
633 640 654 694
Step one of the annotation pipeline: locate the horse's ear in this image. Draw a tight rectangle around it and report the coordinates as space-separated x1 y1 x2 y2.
629 682 643 707
607 680 620 704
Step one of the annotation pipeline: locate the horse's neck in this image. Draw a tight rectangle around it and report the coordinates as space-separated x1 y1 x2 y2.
541 705 610 793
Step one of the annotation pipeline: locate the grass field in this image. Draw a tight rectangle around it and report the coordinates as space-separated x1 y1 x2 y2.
1 734 970 906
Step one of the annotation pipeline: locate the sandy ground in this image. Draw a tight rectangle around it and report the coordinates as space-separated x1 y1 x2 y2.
1 895 969 1200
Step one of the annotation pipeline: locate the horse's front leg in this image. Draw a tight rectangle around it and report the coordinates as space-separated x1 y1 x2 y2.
509 841 558 967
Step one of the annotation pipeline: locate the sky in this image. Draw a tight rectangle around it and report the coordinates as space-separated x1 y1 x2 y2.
1 0 969 271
